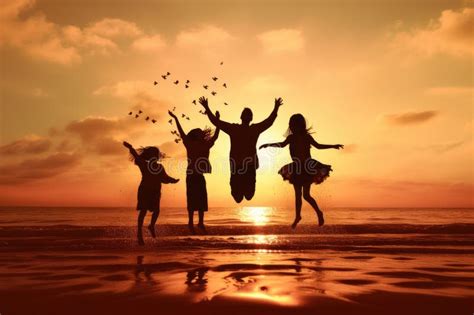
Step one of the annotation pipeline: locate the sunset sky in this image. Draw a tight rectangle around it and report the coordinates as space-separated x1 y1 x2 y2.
0 0 472 208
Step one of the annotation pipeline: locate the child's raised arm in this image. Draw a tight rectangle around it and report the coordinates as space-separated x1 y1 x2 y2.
123 141 140 159
310 137 343 150
209 111 221 146
259 137 290 150
168 110 187 141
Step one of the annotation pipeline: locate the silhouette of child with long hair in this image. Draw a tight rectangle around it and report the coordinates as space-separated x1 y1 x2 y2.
260 114 343 228
123 141 179 245
169 110 220 233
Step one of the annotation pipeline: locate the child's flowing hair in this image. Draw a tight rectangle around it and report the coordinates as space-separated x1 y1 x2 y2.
129 146 164 162
286 114 313 136
188 127 215 143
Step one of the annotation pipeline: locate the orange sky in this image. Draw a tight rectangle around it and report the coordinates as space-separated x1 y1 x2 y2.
0 0 472 208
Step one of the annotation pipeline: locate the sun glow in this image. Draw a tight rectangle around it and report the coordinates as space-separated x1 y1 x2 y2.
240 207 272 225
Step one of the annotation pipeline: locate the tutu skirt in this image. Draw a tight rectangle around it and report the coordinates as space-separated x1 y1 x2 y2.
278 159 332 185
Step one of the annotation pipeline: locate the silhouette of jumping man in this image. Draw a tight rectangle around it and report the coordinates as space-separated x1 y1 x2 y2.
259 114 343 228
123 141 179 245
169 110 220 233
199 96 283 203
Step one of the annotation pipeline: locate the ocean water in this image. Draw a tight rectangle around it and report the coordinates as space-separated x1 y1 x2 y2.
1 206 473 227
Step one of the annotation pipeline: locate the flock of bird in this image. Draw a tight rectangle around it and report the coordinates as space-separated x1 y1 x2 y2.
128 61 229 144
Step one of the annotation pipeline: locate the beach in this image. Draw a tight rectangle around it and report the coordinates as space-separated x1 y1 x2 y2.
1 207 473 314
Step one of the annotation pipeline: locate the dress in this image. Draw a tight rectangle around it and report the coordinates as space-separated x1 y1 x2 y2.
184 139 212 212
135 159 175 212
278 134 332 185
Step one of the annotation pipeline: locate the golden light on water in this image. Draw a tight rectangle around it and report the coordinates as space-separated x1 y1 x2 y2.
240 207 272 225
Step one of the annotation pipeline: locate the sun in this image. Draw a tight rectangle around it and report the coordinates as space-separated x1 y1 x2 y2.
241 206 272 225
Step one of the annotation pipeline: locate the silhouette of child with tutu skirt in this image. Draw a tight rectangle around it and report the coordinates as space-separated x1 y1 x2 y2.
260 114 343 228
169 110 220 234
123 141 179 245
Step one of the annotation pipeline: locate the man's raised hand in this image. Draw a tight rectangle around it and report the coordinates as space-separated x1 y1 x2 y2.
274 97 283 108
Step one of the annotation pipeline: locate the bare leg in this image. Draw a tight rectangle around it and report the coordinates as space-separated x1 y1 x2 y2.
292 184 303 229
303 184 324 226
188 210 195 234
197 210 206 233
148 209 159 238
137 210 147 245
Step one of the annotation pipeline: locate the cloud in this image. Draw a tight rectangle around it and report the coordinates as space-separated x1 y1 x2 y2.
0 0 81 65
0 134 51 155
244 75 289 93
425 86 473 96
84 18 143 38
176 25 233 48
391 8 473 57
382 110 438 125
424 140 466 153
0 152 81 184
31 87 48 97
0 0 165 64
341 144 358 153
131 35 166 53
93 80 151 99
257 29 304 54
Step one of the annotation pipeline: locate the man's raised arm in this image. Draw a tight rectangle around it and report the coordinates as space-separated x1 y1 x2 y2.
199 96 232 133
255 97 283 133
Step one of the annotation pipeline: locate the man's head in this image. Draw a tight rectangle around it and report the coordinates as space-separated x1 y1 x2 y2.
240 107 253 125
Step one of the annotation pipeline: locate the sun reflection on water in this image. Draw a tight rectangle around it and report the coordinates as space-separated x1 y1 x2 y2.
240 206 273 225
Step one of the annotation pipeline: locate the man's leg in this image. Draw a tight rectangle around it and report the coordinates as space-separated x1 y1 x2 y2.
243 167 256 200
230 173 244 203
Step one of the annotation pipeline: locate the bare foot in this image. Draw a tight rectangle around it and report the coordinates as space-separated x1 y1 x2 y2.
138 236 145 246
188 224 196 235
147 225 156 238
197 223 207 234
317 211 325 226
291 216 302 229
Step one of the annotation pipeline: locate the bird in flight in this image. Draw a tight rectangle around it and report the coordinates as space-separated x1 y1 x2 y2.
135 114 139 118
220 61 223 65
211 91 217 96
172 106 176 111
223 83 227 88
203 85 208 89
224 102 228 106
212 77 218 81
138 110 143 114
186 117 190 120
152 119 157 124
174 80 179 85
167 72 171 76
145 116 150 121
154 81 158 85
185 85 189 88
186 80 190 84
161 75 167 80
192 100 196 105
181 114 186 118
168 119 172 124
128 112 133 115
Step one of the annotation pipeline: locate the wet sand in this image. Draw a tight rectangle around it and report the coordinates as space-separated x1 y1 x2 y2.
1 225 473 314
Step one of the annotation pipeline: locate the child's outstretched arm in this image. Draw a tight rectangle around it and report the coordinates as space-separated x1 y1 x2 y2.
259 137 290 150
160 167 180 184
310 137 343 150
123 141 140 159
168 110 187 141
209 111 221 146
